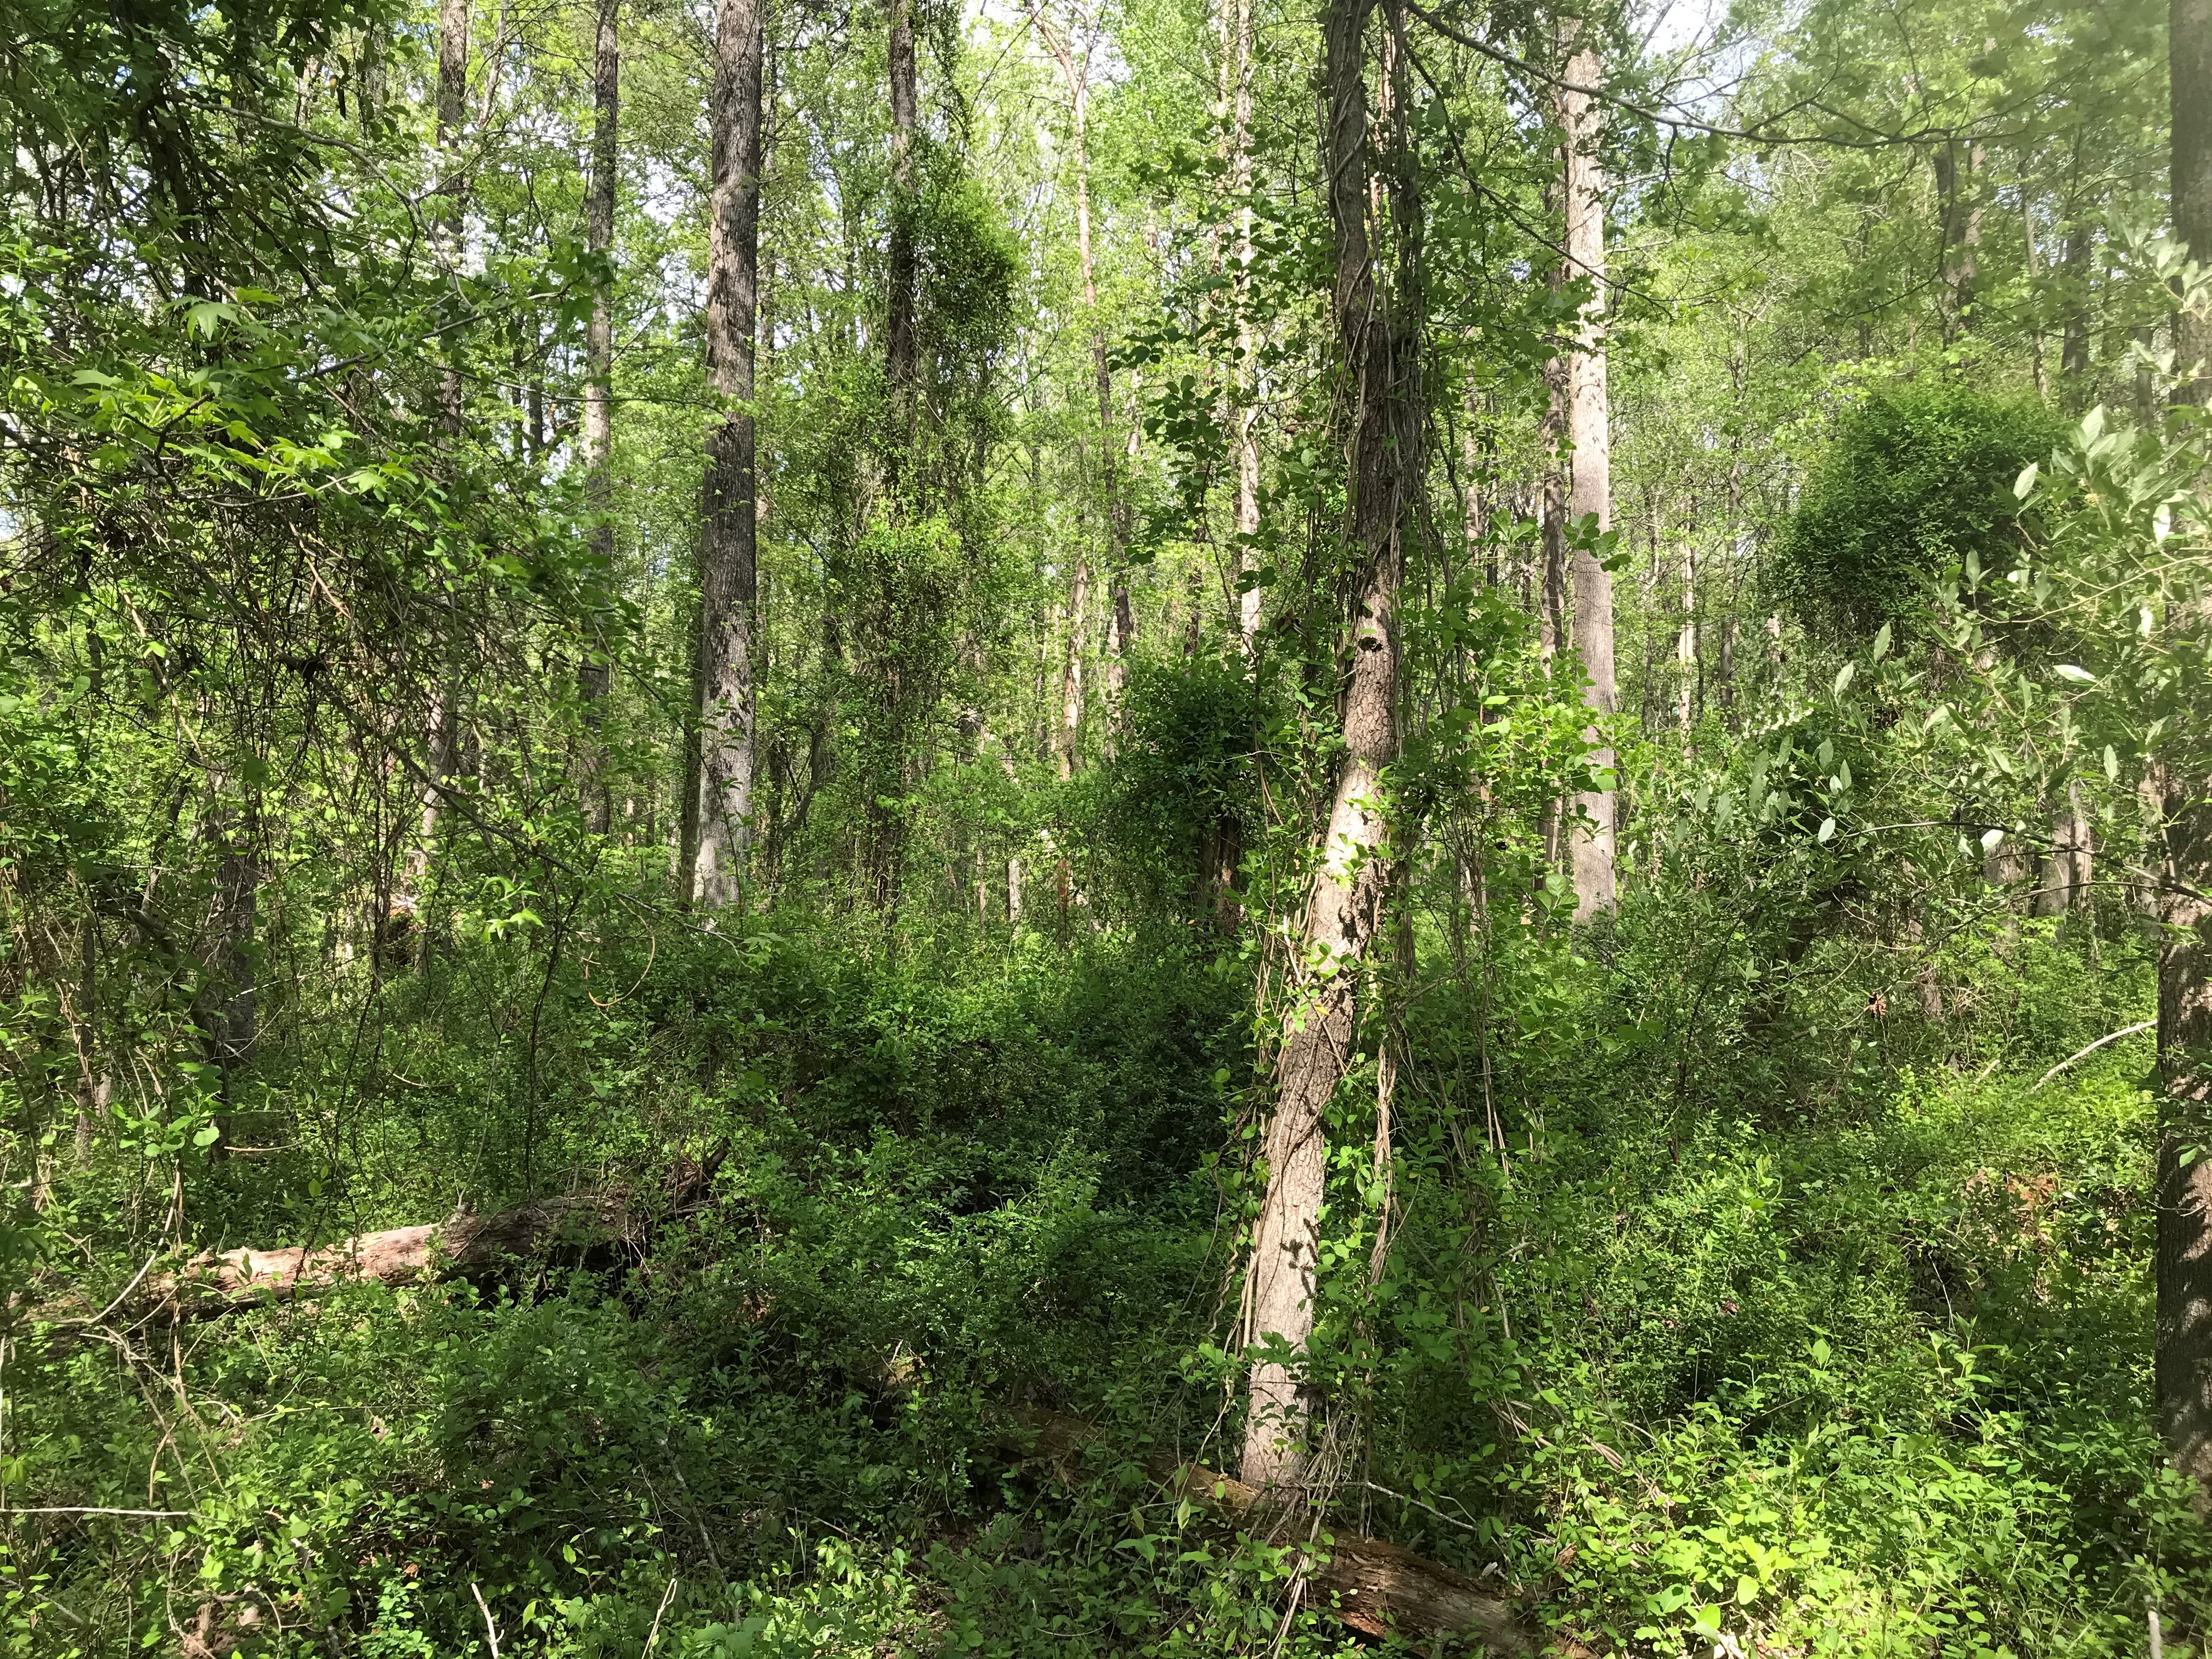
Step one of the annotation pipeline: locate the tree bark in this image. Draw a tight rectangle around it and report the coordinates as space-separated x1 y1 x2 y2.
578 0 619 835
2176 0 2212 405
1225 0 1261 653
884 0 920 426
2155 765 2212 1509
403 0 470 926
691 0 764 909
2033 782 2094 916
1556 20 1614 917
1242 0 1419 1495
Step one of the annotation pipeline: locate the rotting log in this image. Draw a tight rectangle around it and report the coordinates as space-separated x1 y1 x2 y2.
1000 1405 1531 1654
163 1192 640 1311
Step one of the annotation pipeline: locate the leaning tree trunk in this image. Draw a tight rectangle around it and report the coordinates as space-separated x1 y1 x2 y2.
1240 0 1419 1495
578 0 619 835
690 0 764 909
1556 17 1615 918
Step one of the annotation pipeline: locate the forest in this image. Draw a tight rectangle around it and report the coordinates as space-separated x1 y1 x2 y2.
2 0 2210 1650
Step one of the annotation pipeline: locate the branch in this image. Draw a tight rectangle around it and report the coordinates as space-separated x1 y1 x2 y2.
2028 1020 2157 1093
1402 2 1967 151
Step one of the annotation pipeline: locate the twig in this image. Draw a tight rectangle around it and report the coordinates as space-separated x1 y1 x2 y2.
644 1576 679 1655
2 1506 194 1518
471 1583 501 1659
2028 1020 2156 1092
1357 1479 1484 1532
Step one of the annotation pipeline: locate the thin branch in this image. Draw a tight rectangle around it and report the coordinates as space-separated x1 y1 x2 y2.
2028 1020 2156 1092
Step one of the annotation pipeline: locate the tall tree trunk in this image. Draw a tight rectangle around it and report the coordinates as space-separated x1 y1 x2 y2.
2176 0 2212 406
1241 0 1419 1495
1227 0 1261 653
1058 545 1088 782
1557 18 1614 917
690 0 764 909
884 0 919 433
405 0 470 927
578 0 619 836
2155 766 2212 1510
2156 0 2212 1513
1933 137 1981 335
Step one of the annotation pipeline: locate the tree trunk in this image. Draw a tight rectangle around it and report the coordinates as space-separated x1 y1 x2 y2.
1227 0 1261 653
2155 766 2212 1510
2033 782 2094 916
1242 0 1419 1494
578 0 619 836
690 0 764 909
404 0 470 924
2176 0 2212 405
884 0 919 425
1557 20 1614 917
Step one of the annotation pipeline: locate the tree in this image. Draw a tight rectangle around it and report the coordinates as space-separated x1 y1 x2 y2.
578 0 620 836
689 0 766 909
1554 9 1614 918
1242 0 1423 1494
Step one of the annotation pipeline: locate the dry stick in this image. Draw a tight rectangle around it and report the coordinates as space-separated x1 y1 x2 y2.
2028 1020 2157 1092
644 1576 680 1655
471 1583 501 1659
1 1506 194 1519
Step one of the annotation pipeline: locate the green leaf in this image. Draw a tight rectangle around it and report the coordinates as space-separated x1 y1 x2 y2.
2053 664 2095 683
2104 744 2120 782
1871 622 1892 660
1833 661 1855 697
2012 461 2039 499
1816 817 1836 844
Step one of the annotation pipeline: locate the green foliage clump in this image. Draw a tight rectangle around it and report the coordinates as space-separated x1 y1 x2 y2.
1774 382 2063 639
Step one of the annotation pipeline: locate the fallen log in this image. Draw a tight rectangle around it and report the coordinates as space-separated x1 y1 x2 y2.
163 1192 639 1310
1000 1405 1531 1654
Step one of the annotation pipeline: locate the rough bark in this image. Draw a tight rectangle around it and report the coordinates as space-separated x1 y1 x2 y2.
2155 766 2212 1510
2177 0 2212 405
1556 21 1614 917
1242 0 1418 1494
691 0 764 909
2033 782 2094 916
884 0 919 419
578 0 619 835
1226 0 1261 652
404 0 470 922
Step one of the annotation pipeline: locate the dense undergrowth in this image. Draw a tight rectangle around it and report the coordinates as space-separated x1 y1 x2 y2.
7 909 2203 1657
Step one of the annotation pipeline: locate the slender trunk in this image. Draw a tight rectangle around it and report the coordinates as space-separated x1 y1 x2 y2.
2033 782 2094 916
1059 544 1088 781
2175 0 2212 405
1228 0 1261 652
578 0 619 834
690 0 764 909
2060 217 2093 405
1558 20 1614 917
406 0 469 922
2155 0 2212 1511
1242 0 1420 1494
884 0 919 433
2021 177 2047 399
1933 137 1980 334
1674 540 1695 733
2155 764 2212 1509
